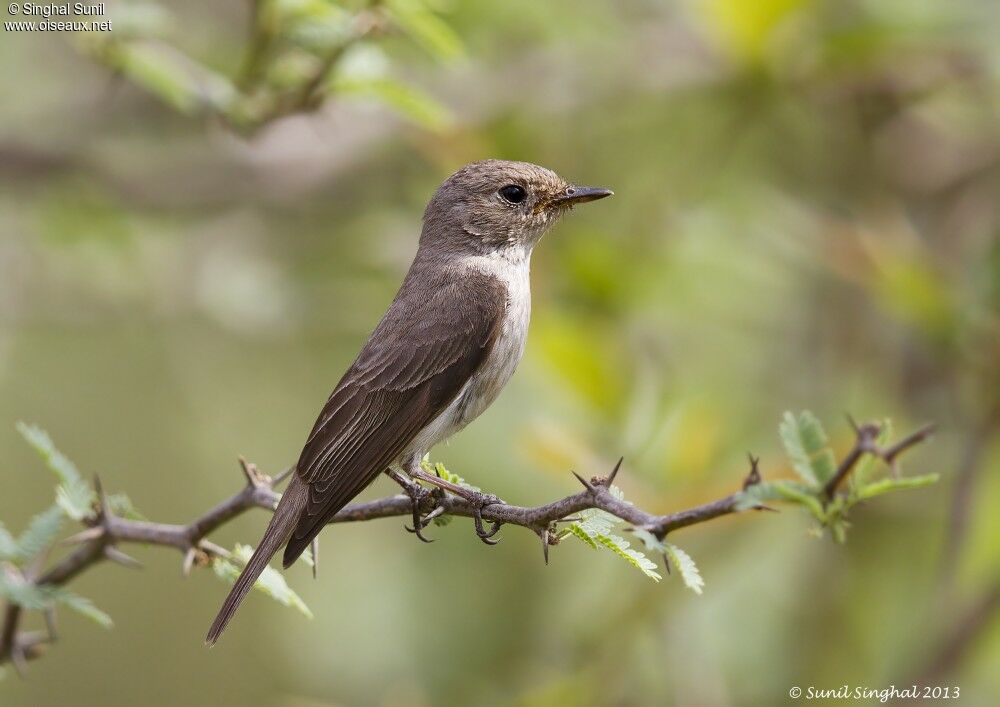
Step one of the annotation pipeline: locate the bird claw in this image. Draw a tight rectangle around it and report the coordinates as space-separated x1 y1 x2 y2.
404 511 435 543
404 467 505 545
400 482 437 543
472 504 502 545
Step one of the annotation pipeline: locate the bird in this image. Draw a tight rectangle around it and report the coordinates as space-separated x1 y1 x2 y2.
206 159 612 644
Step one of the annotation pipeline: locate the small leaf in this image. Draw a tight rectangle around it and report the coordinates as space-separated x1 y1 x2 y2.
50 588 113 628
15 505 65 562
565 522 599 550
769 480 826 521
634 530 704 594
420 457 479 491
779 411 836 487
663 543 705 595
737 480 825 520
0 571 112 627
17 422 94 520
595 533 661 581
565 488 660 581
96 40 237 116
0 523 18 561
213 545 313 619
107 493 145 520
385 0 465 62
855 474 940 500
0 570 53 609
334 76 452 130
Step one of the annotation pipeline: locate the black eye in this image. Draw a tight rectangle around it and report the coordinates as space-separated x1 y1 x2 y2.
498 184 527 204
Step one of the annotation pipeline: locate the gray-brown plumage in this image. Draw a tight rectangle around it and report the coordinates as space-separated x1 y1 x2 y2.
206 160 611 645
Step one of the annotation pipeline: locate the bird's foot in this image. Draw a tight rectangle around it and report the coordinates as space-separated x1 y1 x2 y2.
386 469 441 543
408 468 504 545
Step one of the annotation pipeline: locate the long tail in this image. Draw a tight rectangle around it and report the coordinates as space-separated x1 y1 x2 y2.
205 476 309 645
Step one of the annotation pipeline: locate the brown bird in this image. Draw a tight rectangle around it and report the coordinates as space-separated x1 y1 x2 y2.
206 160 612 644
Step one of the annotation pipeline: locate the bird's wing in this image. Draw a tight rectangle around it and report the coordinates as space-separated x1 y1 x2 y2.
282 271 506 564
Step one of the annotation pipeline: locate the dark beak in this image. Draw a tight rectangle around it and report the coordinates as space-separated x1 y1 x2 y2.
553 185 614 206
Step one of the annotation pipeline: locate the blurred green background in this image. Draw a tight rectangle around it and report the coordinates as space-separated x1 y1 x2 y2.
1 0 998 704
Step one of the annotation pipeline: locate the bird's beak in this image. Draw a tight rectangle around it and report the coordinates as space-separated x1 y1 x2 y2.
552 185 614 206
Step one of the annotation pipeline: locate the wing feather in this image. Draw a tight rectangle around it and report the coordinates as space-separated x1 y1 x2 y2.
281 272 507 565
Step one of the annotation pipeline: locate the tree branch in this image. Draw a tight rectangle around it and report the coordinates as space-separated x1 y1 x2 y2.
0 419 933 672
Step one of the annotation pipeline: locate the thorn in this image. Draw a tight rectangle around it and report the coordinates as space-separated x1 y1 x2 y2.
541 528 550 565
104 546 142 569
43 607 58 643
755 505 779 513
198 541 231 559
571 471 597 493
743 453 762 490
606 457 624 486
93 475 111 524
9 640 27 676
845 412 860 433
61 527 105 546
182 548 197 576
271 466 294 487
310 537 319 580
882 422 938 465
422 505 446 523
663 553 671 575
238 456 258 487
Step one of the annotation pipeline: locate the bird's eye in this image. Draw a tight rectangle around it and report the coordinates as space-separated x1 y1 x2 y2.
498 184 527 204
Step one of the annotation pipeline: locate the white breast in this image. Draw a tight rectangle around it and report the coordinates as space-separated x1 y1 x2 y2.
403 247 532 460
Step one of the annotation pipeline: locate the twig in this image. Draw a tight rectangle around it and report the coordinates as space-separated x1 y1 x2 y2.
0 419 933 671
822 421 936 502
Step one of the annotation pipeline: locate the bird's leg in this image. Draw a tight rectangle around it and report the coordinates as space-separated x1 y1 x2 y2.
385 467 439 543
405 463 504 545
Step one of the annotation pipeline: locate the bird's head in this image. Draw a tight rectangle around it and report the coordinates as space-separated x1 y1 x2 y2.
421 160 612 257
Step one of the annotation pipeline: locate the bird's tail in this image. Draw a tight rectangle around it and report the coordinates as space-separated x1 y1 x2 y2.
205 475 308 645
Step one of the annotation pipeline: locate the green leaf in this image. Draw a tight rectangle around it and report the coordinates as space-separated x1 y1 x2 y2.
855 474 940 500
418 459 471 524
385 0 465 62
770 480 826 521
97 41 237 116
17 422 94 521
663 543 705 595
565 521 599 550
736 479 825 520
0 523 18 561
334 77 452 130
595 532 662 581
564 487 661 581
633 529 703 594
420 457 479 490
0 571 54 609
0 571 112 627
50 588 113 628
107 493 145 521
279 0 353 52
15 505 65 561
779 411 837 487
213 545 313 619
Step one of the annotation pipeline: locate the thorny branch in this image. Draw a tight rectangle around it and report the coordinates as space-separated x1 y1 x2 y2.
0 420 933 673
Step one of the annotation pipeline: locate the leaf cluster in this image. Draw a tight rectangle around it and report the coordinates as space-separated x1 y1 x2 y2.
74 0 462 130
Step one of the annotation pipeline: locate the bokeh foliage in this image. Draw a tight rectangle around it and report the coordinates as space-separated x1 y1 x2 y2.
1 0 998 704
